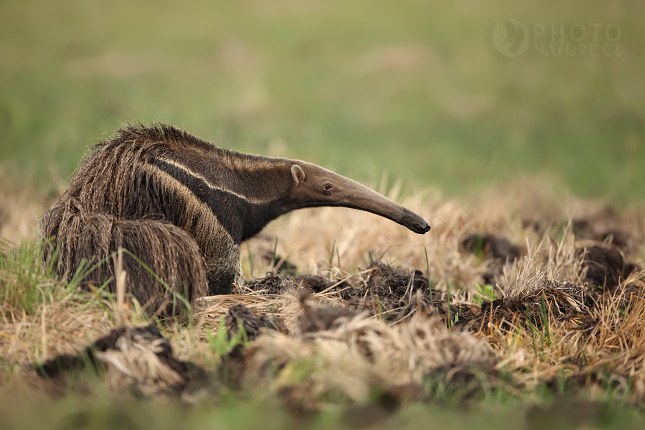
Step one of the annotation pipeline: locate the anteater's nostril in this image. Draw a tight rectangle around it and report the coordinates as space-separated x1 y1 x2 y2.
409 219 430 234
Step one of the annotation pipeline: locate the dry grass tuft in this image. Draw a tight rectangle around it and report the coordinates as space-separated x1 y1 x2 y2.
0 286 115 367
34 324 209 399
237 312 493 408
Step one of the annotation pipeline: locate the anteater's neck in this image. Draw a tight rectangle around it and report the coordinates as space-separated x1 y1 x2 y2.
149 150 295 243
231 157 295 242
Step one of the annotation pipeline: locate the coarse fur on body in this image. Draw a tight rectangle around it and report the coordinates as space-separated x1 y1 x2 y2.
41 123 430 314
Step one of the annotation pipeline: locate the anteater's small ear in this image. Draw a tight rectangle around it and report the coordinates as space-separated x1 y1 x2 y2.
291 164 306 186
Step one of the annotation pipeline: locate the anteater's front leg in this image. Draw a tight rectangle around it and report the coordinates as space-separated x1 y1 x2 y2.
203 233 241 296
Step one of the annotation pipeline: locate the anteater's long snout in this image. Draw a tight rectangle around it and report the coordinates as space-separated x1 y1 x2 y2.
401 208 431 234
340 181 431 235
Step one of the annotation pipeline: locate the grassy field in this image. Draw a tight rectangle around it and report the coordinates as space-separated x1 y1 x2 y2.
4 192 645 429
2 0 645 429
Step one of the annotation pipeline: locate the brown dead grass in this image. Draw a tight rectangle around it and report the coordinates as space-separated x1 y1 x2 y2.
2 178 645 408
0 290 112 366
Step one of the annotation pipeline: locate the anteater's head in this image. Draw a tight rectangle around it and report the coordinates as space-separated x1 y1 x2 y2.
286 163 430 234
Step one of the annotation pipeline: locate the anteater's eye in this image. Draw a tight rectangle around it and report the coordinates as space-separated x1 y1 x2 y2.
323 183 333 192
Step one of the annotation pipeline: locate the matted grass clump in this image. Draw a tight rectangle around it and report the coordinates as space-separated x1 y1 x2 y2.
2 184 645 428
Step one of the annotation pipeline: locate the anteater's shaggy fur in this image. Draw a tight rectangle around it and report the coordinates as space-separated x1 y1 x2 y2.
40 125 218 313
40 123 430 314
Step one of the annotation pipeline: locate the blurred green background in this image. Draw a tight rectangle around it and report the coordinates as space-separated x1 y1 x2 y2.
1 0 643 200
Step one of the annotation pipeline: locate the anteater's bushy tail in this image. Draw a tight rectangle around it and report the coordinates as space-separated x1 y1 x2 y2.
40 197 208 314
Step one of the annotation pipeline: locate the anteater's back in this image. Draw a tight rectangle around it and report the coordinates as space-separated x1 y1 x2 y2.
41 123 214 314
